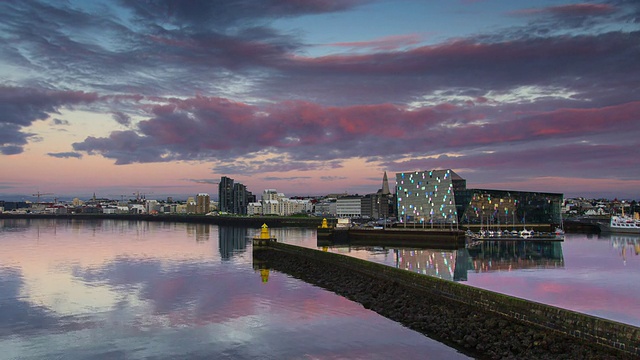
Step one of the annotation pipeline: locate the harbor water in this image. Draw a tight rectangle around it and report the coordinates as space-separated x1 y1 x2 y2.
2 218 639 359
0 218 469 359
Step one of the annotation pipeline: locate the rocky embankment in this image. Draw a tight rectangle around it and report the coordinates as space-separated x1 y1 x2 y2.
253 248 635 360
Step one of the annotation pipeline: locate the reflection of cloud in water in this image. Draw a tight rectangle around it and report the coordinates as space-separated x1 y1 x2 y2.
0 266 75 338
0 221 470 359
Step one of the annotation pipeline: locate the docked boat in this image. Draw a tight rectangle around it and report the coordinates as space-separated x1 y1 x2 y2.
598 214 640 234
465 227 564 242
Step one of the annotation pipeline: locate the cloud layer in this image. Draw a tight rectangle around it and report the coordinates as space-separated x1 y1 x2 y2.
1 0 639 196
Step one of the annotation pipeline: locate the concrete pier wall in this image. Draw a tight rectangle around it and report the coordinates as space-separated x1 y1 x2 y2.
257 242 639 358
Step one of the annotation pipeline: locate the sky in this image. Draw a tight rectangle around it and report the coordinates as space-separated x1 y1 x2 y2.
1 0 639 201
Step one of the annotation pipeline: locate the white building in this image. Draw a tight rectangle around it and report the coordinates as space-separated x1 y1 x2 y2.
146 200 161 214
243 189 313 216
314 201 337 216
279 198 312 216
130 204 146 214
247 202 263 216
263 199 279 215
262 189 280 201
336 196 362 218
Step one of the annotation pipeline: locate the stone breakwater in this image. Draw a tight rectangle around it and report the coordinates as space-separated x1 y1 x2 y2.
253 245 638 360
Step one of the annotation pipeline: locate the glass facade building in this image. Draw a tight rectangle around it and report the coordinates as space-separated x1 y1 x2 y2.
456 189 563 226
396 169 465 225
396 169 563 226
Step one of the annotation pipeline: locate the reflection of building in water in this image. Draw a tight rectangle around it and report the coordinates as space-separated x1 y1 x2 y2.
186 223 211 242
219 226 248 260
604 234 640 265
467 241 564 273
394 249 458 281
269 228 316 244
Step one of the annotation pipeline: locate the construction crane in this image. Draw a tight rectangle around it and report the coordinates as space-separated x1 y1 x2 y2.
32 192 53 203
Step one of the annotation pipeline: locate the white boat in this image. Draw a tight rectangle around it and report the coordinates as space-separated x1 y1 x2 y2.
598 214 640 234
465 227 563 241
519 228 534 239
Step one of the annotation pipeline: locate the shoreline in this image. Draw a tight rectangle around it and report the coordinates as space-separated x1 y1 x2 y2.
0 213 327 228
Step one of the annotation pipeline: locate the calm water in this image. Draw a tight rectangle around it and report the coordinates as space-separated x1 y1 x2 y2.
0 219 471 360
288 230 640 328
3 220 639 360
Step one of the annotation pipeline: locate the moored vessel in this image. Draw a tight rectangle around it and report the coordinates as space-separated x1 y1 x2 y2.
598 213 640 234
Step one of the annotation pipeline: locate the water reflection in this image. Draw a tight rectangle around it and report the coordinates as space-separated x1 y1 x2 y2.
219 226 248 260
317 239 564 283
1 219 469 359
393 248 463 281
187 223 211 242
466 241 564 274
603 233 640 265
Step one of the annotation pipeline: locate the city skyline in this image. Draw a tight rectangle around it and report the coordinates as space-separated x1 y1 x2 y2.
1 1 639 200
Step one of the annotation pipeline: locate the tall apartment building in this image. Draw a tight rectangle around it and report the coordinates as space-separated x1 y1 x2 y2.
232 183 248 215
218 176 252 215
196 193 210 214
218 176 234 213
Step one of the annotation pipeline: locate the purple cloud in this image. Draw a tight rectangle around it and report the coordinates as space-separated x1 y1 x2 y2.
47 152 83 159
0 86 98 154
1 0 639 196
112 112 131 126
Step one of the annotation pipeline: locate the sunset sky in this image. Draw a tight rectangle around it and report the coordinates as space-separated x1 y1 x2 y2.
1 0 639 201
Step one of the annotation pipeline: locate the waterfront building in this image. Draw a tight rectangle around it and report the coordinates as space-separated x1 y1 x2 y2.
263 199 279 215
175 203 188 214
376 171 395 219
232 183 248 215
396 169 463 225
361 194 374 218
396 169 563 226
247 202 262 216
362 172 395 220
314 200 337 217
336 195 362 218
280 198 313 215
102 206 117 215
146 200 161 214
218 176 234 213
263 189 279 201
217 176 252 215
248 189 312 216
261 189 281 215
196 193 210 214
456 189 563 225
186 197 196 214
129 204 145 214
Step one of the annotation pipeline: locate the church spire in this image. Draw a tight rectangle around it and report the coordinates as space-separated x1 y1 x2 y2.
381 171 390 195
